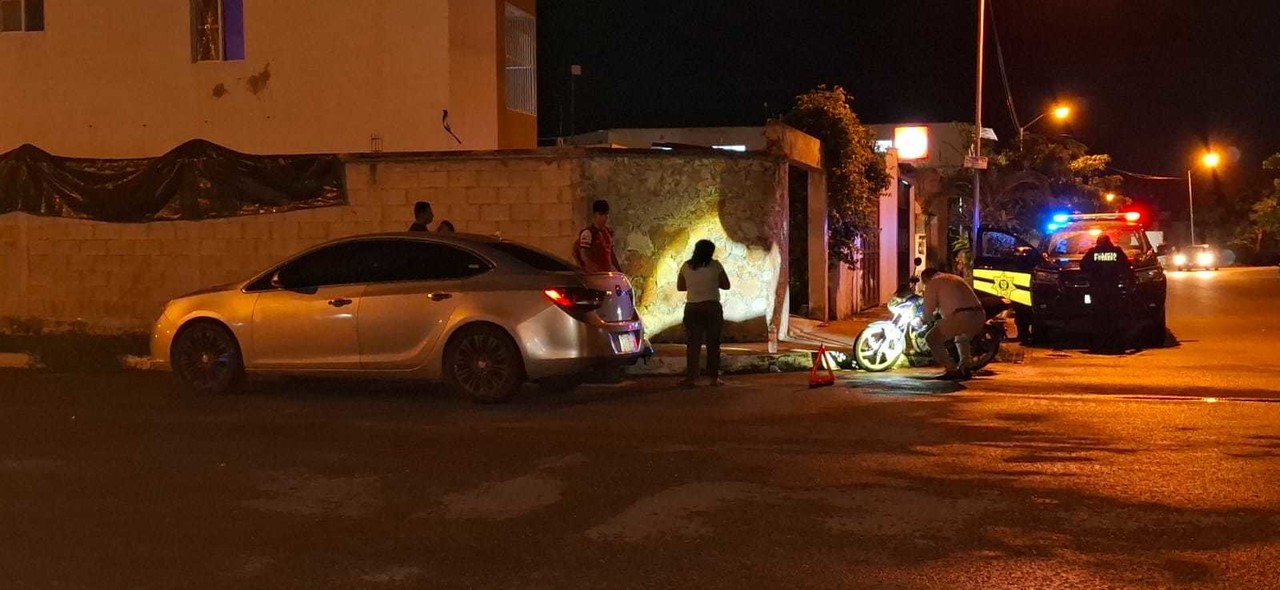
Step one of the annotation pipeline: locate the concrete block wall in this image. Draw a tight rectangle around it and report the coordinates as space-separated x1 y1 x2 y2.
0 153 583 333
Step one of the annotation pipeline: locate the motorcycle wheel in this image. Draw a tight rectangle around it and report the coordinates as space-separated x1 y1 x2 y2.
966 327 1002 371
853 323 906 372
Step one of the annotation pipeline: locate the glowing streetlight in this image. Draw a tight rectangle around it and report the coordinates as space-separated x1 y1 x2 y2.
1020 104 1073 145
1188 151 1224 245
1104 192 1117 203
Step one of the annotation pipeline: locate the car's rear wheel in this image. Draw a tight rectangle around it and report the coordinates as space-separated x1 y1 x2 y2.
172 322 244 395
444 325 525 403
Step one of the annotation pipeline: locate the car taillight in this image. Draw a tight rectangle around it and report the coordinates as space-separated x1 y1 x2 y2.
543 287 605 312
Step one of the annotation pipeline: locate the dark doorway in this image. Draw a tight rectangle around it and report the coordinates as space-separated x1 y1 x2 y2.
788 166 810 315
897 179 913 287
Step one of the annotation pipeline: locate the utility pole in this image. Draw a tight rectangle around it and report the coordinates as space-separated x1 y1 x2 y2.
971 0 986 263
569 65 582 138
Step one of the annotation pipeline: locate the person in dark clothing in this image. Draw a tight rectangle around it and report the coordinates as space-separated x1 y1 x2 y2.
1080 234 1134 354
437 220 456 233
677 240 731 387
409 201 434 232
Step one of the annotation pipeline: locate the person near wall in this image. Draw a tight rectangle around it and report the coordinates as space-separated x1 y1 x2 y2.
921 267 985 381
574 199 624 273
408 201 454 233
678 239 732 387
409 201 434 232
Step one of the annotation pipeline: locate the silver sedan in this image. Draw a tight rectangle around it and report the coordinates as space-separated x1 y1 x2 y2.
151 233 647 402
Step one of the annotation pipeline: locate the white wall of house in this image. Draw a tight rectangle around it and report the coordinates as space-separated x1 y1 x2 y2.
0 0 536 158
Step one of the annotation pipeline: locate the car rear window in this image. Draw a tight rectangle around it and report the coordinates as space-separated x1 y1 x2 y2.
489 242 577 272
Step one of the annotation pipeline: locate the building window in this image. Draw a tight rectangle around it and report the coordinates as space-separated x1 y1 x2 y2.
0 0 43 32
504 4 536 115
191 0 244 62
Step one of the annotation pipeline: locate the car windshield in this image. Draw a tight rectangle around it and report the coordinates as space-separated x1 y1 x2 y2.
1046 225 1149 259
488 241 578 272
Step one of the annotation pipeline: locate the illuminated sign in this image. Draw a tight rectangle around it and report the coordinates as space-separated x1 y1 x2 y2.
894 126 929 161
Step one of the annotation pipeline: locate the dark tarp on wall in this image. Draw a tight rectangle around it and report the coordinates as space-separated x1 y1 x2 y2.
0 139 346 222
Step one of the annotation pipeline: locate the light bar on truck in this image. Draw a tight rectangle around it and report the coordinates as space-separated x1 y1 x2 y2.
1058 212 1142 224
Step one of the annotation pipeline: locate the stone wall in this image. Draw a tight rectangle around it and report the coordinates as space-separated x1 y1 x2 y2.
0 153 579 333
0 149 789 341
580 153 788 343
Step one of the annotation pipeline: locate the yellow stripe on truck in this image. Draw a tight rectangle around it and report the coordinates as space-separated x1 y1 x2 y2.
972 269 1033 306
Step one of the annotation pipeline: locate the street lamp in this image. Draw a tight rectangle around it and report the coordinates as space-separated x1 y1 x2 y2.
1019 104 1071 145
1187 151 1221 245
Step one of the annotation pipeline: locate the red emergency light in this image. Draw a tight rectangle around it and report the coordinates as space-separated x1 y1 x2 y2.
1124 211 1141 222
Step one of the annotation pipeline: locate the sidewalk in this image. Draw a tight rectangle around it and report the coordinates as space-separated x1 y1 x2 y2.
627 315 879 376
1 313 1023 375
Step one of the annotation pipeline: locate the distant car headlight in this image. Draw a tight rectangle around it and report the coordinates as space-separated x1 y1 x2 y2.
1196 252 1215 266
1172 254 1188 266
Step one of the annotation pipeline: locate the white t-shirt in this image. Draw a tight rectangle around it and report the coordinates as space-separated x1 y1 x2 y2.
680 261 727 304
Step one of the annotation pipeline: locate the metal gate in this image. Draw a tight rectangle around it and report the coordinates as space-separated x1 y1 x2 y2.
858 231 881 311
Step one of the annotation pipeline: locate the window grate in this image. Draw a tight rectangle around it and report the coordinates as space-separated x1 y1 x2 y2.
0 0 42 33
504 4 536 116
191 0 244 62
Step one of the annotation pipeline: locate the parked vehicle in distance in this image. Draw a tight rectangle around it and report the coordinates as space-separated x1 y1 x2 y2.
151 233 648 402
1170 244 1219 271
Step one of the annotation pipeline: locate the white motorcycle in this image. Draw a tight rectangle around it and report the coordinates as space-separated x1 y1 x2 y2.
852 281 1007 373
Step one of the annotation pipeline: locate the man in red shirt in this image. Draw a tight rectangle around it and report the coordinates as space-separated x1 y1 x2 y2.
575 199 624 273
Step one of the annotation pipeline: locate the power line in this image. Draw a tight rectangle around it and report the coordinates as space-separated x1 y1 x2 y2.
988 0 1020 132
1108 167 1182 181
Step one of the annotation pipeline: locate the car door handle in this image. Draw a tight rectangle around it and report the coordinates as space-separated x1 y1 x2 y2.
428 293 453 302
328 298 353 308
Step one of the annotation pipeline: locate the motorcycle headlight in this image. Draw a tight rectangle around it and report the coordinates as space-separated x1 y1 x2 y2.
1172 254 1187 266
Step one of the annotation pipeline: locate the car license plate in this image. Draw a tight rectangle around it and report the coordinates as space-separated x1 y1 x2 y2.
616 332 637 354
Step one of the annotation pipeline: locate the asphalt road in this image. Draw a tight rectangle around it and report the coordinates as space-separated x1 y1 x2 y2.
1 267 1278 589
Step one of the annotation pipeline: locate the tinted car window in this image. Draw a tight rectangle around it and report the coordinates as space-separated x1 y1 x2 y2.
1047 227 1148 259
488 241 577 272
382 241 491 281
276 241 390 288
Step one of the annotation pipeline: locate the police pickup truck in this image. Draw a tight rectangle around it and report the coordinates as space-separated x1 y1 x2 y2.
973 212 1168 347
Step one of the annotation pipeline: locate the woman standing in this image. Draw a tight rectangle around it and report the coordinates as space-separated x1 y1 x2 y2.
677 240 732 387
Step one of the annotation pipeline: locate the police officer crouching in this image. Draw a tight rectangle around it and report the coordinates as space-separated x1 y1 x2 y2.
1080 235 1133 354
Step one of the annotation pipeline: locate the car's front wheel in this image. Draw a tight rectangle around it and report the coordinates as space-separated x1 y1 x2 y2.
171 322 244 395
1142 304 1168 348
444 325 525 403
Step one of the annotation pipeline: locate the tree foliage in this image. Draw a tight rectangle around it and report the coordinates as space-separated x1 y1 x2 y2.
939 131 1123 260
1237 153 1280 254
783 86 889 265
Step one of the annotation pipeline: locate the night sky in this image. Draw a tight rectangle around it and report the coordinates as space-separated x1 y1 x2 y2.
538 0 1280 202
